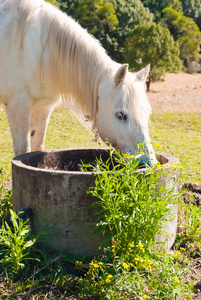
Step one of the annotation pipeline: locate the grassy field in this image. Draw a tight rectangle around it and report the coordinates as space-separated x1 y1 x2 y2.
0 106 201 184
149 111 201 184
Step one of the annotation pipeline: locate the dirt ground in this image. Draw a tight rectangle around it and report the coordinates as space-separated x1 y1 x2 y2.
148 72 201 112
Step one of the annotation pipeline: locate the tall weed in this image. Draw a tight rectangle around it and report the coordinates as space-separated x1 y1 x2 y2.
79 149 192 299
0 209 38 276
84 149 179 255
0 168 12 223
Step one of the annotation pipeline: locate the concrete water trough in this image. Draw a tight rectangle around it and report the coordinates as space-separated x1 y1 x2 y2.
12 148 179 256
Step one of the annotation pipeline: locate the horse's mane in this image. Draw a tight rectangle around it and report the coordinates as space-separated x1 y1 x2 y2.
4 0 114 131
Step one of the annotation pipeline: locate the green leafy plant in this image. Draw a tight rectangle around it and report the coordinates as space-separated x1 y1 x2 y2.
176 196 201 253
0 168 12 223
83 149 179 254
78 148 192 299
0 209 38 275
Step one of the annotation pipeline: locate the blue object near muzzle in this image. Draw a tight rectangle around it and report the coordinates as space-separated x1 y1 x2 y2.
138 155 154 168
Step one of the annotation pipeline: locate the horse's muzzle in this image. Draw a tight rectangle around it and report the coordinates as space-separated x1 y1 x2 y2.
139 154 157 168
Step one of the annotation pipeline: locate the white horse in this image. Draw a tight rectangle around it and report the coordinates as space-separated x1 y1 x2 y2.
0 0 157 166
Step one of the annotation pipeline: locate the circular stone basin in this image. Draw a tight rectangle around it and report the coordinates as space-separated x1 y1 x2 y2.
12 148 179 256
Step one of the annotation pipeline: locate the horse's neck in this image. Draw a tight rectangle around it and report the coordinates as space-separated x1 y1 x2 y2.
43 12 115 120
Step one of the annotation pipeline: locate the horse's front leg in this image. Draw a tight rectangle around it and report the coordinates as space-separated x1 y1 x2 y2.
6 94 32 156
30 103 54 152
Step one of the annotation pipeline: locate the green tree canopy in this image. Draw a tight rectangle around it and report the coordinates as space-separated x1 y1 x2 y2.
58 0 118 55
180 0 201 30
45 0 60 8
163 7 201 65
124 23 181 85
180 0 201 19
140 0 183 22
59 0 153 62
110 0 153 61
55 0 201 69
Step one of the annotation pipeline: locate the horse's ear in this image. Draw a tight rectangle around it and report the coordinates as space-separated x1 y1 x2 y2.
114 64 128 87
135 64 150 82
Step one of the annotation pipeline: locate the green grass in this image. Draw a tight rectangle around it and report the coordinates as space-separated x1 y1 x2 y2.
0 109 13 180
1 107 201 184
149 112 201 184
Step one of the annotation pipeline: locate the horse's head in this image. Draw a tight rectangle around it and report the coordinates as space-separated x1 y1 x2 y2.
97 64 157 167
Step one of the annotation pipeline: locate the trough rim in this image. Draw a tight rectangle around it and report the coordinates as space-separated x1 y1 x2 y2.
12 147 179 175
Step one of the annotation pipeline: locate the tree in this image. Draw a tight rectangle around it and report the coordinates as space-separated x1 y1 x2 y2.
124 23 181 89
58 0 153 62
58 0 118 55
180 0 201 19
179 0 201 30
109 0 154 61
140 0 183 22
45 0 60 7
163 8 201 66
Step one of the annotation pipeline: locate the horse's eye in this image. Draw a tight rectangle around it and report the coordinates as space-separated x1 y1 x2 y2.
115 111 127 121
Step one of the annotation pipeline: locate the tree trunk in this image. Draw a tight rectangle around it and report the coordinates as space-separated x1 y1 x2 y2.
146 78 151 92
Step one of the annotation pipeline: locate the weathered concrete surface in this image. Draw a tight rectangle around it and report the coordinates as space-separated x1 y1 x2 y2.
155 153 179 251
12 148 179 255
12 149 108 256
